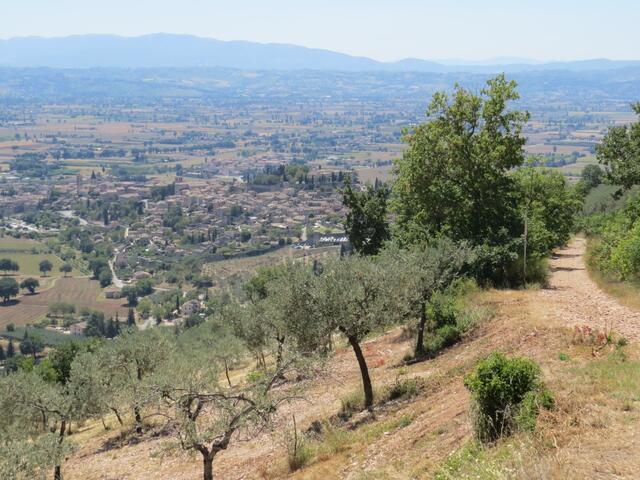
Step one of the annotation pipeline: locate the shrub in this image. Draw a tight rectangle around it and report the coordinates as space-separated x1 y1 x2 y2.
424 325 462 357
464 352 553 442
427 291 458 329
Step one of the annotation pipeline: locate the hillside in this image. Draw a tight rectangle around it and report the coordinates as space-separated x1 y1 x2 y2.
60 238 640 479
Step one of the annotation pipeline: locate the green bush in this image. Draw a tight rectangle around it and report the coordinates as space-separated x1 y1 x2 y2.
424 325 462 357
420 278 485 358
464 352 553 443
427 291 458 329
515 389 555 432
586 191 640 280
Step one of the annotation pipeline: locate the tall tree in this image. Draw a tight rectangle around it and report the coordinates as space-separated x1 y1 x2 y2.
127 308 136 326
341 176 391 255
0 259 19 276
59 263 73 277
514 166 582 283
393 75 529 250
597 103 640 190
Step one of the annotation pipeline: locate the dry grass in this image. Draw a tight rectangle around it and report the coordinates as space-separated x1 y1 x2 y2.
587 266 640 312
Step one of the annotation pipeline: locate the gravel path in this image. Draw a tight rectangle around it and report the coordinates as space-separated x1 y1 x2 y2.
537 236 640 340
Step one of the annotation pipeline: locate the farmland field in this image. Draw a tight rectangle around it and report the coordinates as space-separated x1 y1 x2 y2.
0 277 128 329
0 236 80 277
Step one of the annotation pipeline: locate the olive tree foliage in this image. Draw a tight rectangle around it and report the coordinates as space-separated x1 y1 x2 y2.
234 263 329 370
149 319 312 480
0 371 77 480
180 318 244 388
69 346 129 428
70 328 172 434
316 255 395 410
0 434 68 480
381 238 474 359
597 103 640 190
393 75 529 282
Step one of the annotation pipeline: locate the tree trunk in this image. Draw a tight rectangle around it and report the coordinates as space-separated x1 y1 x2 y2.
347 335 374 410
134 406 143 434
111 407 124 426
53 419 66 480
223 359 232 388
275 336 284 371
414 300 427 359
202 452 214 480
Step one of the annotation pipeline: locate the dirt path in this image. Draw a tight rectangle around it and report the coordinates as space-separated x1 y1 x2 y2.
537 236 640 340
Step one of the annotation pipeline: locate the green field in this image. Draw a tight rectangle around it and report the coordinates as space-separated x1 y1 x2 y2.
0 236 79 277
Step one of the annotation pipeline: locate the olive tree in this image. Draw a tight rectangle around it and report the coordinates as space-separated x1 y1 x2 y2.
316 255 393 410
0 277 19 304
0 371 76 480
20 277 40 295
235 263 327 371
381 239 473 359
151 321 307 480
68 346 129 428
70 328 171 434
39 260 53 277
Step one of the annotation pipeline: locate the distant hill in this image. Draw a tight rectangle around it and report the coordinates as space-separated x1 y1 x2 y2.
1 34 639 73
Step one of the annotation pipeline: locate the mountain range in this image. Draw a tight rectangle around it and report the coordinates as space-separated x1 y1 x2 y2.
1 34 639 73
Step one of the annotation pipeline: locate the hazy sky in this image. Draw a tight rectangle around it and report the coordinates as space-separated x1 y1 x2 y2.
2 0 639 61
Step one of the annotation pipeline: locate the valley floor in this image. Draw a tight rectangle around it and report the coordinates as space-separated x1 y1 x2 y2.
64 238 640 479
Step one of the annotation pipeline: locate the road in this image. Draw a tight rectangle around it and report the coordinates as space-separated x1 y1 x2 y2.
108 258 124 288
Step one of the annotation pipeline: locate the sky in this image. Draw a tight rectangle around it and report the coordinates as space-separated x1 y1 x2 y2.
1 0 639 62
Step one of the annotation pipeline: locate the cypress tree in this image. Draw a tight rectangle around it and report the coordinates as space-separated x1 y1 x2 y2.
127 308 135 326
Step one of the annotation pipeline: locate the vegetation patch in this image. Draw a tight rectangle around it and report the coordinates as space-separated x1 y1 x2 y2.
464 352 554 443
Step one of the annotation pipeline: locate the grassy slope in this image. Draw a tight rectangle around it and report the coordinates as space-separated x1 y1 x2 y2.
61 283 640 480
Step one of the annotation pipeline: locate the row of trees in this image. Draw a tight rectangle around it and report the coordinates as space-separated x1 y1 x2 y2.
0 258 57 277
0 277 43 303
0 237 471 480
